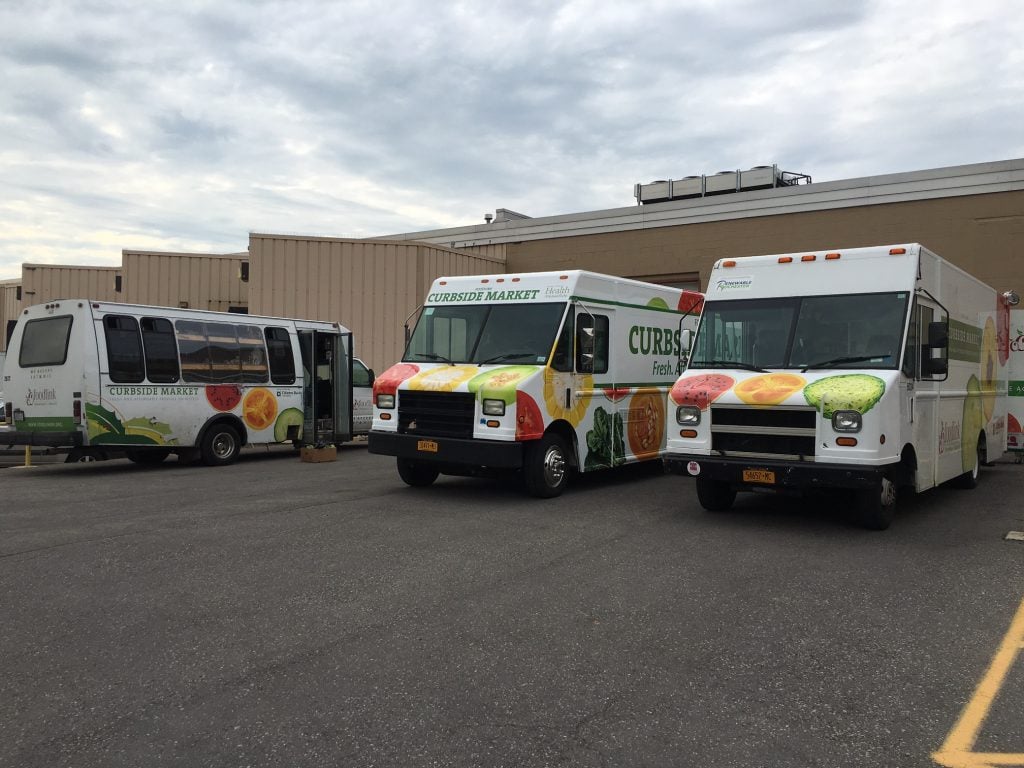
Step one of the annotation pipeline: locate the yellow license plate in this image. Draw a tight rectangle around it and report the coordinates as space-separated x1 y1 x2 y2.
743 469 775 484
417 440 439 453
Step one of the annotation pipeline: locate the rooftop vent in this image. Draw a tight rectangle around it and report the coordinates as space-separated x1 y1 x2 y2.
634 164 811 205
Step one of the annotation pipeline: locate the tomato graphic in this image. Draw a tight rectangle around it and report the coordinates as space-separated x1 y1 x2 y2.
669 374 734 409
515 391 545 440
626 389 665 460
373 363 420 397
603 387 631 402
206 384 242 412
733 373 806 406
677 290 704 315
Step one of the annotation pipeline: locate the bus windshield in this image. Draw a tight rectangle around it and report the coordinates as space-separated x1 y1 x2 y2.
405 303 567 365
689 292 910 371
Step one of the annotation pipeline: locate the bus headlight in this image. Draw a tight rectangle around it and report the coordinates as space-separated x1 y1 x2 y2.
676 405 701 426
832 410 862 433
482 398 506 416
376 394 395 409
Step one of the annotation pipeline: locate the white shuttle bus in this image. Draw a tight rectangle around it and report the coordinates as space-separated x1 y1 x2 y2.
663 244 1018 529
2 299 374 465
368 270 703 497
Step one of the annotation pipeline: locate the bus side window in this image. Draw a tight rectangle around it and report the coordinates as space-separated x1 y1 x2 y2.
140 317 180 383
104 315 145 383
265 327 296 384
237 324 269 383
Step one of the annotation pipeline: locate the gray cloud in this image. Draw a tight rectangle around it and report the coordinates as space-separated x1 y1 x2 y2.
0 0 1021 279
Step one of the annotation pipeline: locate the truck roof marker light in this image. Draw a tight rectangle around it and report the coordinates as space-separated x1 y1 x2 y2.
481 279 490 283
722 260 737 268
825 253 841 260
511 277 521 282
439 280 448 285
559 275 569 280
836 437 858 447
496 278 505 283
801 255 816 262
889 248 906 255
778 256 793 264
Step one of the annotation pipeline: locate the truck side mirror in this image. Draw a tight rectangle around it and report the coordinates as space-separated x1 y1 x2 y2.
366 369 375 386
577 325 595 373
927 321 948 349
923 321 948 376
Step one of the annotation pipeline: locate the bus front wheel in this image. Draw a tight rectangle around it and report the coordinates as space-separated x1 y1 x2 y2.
201 424 241 466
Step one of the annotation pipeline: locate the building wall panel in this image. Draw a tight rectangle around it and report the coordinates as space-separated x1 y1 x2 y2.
121 251 248 311
247 235 504 373
1 279 22 352
20 264 122 305
505 191 1024 293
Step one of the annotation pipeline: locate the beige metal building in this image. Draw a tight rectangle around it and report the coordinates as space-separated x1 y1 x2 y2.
20 263 122 306
1 279 21 351
247 234 504 373
121 250 249 312
385 158 1024 295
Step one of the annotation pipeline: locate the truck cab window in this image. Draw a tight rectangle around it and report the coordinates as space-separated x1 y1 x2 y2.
576 313 609 374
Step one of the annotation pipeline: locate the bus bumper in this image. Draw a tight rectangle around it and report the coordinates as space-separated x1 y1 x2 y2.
368 431 524 469
1 429 84 448
663 454 885 489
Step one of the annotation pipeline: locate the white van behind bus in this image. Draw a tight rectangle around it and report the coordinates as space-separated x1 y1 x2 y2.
2 300 373 465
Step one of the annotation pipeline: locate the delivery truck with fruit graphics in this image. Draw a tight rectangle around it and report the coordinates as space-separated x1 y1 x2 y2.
2 300 374 465
663 243 1018 529
368 270 704 496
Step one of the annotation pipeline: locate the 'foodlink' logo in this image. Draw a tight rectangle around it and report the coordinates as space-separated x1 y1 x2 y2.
937 420 961 455
25 387 58 406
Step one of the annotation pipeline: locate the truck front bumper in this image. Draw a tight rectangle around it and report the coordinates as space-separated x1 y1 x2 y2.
368 431 524 469
664 454 885 490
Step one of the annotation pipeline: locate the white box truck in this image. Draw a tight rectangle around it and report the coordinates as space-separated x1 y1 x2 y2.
368 270 703 496
663 244 1019 529
1008 309 1024 458
2 300 373 465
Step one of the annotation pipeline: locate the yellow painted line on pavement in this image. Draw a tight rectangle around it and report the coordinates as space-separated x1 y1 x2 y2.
933 597 1024 768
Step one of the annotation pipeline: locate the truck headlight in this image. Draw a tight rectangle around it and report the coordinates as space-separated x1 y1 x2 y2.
676 405 701 426
482 398 506 416
376 393 395 409
832 410 862 433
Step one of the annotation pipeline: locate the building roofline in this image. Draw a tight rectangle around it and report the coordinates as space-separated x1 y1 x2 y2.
381 158 1024 248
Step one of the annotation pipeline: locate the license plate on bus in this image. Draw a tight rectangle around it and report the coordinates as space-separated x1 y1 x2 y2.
417 440 439 453
743 468 775 484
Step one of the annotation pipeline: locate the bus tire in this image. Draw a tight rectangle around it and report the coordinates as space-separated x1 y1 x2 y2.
523 433 569 498
200 424 241 466
397 458 439 487
951 436 984 490
126 448 171 465
856 475 897 530
695 476 735 512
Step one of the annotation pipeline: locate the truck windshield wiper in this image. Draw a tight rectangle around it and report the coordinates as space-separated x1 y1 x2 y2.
477 351 536 365
801 354 882 372
691 359 768 373
409 352 456 365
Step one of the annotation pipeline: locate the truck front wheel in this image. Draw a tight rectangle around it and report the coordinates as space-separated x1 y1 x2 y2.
695 476 736 512
856 476 897 530
397 458 439 487
523 433 569 498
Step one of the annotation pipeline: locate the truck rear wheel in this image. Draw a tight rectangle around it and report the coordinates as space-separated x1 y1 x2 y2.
951 437 984 490
126 448 171 465
695 476 736 512
397 458 439 487
856 476 897 530
523 433 569 498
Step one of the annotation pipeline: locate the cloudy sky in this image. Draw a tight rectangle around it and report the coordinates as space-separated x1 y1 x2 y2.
1 0 1022 280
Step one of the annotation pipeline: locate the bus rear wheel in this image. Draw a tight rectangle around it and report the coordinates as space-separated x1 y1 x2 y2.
201 424 241 466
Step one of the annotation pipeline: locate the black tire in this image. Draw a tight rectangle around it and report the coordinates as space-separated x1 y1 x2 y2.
126 448 171 465
523 433 570 498
200 424 241 467
397 458 439 487
856 475 897 530
951 436 983 490
695 476 736 512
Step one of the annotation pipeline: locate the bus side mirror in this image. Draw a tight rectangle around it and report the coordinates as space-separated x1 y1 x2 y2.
577 326 595 373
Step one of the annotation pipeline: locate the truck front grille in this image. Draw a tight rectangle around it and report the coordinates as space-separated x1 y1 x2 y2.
398 391 475 439
710 405 817 459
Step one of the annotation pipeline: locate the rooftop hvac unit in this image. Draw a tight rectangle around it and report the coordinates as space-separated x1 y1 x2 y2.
704 170 740 195
634 164 811 205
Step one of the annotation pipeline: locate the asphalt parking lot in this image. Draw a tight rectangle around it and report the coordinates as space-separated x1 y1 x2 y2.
2 446 1023 768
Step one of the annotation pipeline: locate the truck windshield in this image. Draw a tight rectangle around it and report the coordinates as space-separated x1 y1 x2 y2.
689 292 909 371
404 302 567 365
